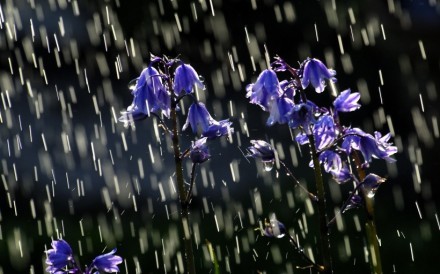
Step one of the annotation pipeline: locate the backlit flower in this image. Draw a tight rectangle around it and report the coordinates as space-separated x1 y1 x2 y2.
266 97 294 126
246 69 282 111
247 140 275 163
190 137 210 164
301 58 336 93
89 248 123 273
173 63 204 96
202 119 233 139
45 240 75 273
183 102 216 134
333 89 361 113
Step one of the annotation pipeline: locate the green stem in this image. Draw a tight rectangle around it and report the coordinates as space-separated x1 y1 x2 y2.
308 133 332 274
167 65 196 274
352 152 383 274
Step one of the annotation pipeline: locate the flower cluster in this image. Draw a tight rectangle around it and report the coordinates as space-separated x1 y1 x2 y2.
246 56 397 203
119 55 233 163
45 239 122 274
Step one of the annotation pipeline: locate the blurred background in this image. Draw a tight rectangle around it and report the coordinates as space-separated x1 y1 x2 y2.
0 0 439 273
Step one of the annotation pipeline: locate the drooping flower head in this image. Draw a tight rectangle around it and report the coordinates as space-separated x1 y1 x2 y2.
202 119 234 140
173 63 204 96
119 66 169 125
45 240 76 273
313 114 337 150
333 89 361 113
247 140 275 163
183 102 216 134
190 137 210 164
89 248 123 273
287 102 316 134
361 173 386 198
301 58 336 93
317 150 351 184
266 97 294 126
246 69 282 111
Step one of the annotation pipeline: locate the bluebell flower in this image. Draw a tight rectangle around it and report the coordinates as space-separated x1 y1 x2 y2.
287 102 316 134
301 58 336 93
341 128 397 164
120 66 169 126
247 140 275 163
279 80 296 99
267 97 294 126
183 102 216 134
190 137 210 164
263 220 286 238
317 150 352 183
246 69 282 111
202 119 233 139
313 115 337 150
89 248 123 273
173 63 204 96
333 89 361 113
361 173 386 198
45 240 75 273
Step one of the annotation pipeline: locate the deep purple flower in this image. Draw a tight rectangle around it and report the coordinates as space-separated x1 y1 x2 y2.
333 89 361 113
343 194 363 213
247 140 275 163
263 220 286 238
173 63 204 96
301 58 336 93
202 119 233 139
279 80 296 99
45 240 75 273
341 128 397 164
183 102 216 134
246 69 282 111
267 97 294 126
190 137 210 164
314 115 337 150
120 66 169 126
317 150 352 183
89 248 123 273
288 102 316 134
361 173 386 198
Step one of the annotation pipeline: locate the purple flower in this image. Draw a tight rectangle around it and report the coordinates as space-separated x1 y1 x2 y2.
287 102 316 134
247 140 275 163
246 69 282 111
342 194 363 213
361 173 386 198
190 137 210 164
45 240 76 273
263 220 286 238
120 66 169 126
317 150 352 183
341 128 397 164
89 248 123 273
183 102 216 134
279 80 296 99
313 115 337 150
333 89 361 113
173 63 204 96
202 119 234 139
267 97 294 126
301 58 336 93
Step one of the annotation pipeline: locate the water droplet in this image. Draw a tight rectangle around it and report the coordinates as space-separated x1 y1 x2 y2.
367 189 377 198
263 160 274 171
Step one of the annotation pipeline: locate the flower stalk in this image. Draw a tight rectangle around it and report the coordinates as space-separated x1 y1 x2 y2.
308 133 333 274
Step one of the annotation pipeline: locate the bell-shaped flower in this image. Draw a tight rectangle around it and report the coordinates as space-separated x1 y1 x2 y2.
316 150 351 184
333 89 361 113
301 58 336 93
313 115 337 150
247 140 275 164
288 102 316 134
173 63 204 96
190 137 210 164
342 194 363 213
341 128 397 164
266 97 294 126
183 102 216 134
361 173 386 198
89 248 123 273
279 80 296 99
202 119 233 139
45 240 76 273
246 69 282 111
119 66 169 126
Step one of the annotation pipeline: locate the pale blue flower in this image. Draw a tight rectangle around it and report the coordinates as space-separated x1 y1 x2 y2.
301 58 336 93
173 63 204 96
333 89 361 113
246 69 282 111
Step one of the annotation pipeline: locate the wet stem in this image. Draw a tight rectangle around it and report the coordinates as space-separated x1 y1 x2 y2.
167 66 196 274
352 152 383 274
308 133 333 274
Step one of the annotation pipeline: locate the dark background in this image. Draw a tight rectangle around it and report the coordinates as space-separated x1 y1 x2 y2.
0 0 439 273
